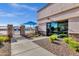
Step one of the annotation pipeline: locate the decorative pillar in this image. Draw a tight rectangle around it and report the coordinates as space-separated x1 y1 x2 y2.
20 25 25 36
7 24 13 39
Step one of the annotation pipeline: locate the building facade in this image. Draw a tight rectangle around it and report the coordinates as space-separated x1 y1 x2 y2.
37 3 79 38
0 26 7 35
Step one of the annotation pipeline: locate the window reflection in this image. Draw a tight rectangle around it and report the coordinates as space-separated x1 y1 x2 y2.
46 20 68 37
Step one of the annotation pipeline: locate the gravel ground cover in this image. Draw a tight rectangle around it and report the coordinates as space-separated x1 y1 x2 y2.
33 38 79 56
0 42 11 56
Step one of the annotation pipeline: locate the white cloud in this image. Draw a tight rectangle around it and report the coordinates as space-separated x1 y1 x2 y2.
9 3 38 11
0 9 18 17
5 13 15 17
0 9 30 19
0 9 7 15
0 11 15 17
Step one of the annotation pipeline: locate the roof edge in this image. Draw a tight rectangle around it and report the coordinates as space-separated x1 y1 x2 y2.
37 3 53 12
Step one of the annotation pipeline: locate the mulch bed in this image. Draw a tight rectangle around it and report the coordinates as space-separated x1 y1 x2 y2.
33 39 79 56
0 42 11 56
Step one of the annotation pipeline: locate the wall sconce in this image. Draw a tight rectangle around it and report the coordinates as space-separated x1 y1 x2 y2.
47 17 50 20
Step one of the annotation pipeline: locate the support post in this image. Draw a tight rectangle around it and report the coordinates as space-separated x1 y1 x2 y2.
20 25 25 36
7 24 13 40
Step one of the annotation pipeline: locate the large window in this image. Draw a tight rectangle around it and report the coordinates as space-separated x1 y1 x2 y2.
46 20 68 37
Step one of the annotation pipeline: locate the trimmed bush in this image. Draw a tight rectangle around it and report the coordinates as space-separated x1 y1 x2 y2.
64 37 73 44
64 37 79 52
0 36 9 42
49 34 58 43
69 40 79 51
0 36 9 46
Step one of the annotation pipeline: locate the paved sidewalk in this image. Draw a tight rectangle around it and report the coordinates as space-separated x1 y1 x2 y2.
31 36 49 41
11 36 55 56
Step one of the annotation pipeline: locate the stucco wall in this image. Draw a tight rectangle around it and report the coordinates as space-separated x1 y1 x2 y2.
68 17 79 34
38 17 79 35
38 7 79 24
38 3 79 35
38 7 79 34
38 3 79 19
38 23 46 31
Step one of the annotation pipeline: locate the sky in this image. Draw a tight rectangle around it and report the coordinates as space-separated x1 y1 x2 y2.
0 3 47 26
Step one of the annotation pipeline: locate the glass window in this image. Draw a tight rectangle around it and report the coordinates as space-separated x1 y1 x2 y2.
46 20 68 37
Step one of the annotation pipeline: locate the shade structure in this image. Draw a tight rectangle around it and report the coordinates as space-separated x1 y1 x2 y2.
22 21 37 31
23 21 37 26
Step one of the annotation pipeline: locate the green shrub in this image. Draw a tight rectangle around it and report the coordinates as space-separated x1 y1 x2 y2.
0 36 9 42
64 37 79 52
49 34 58 43
64 37 73 44
69 40 79 51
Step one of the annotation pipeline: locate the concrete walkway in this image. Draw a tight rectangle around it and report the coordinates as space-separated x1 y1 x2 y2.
31 36 49 41
11 35 55 56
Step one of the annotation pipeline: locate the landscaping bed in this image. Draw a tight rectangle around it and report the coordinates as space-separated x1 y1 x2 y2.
24 33 43 40
0 35 11 56
33 38 79 56
0 42 11 56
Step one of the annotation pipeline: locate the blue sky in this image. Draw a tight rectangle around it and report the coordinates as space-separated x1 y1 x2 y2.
0 3 47 26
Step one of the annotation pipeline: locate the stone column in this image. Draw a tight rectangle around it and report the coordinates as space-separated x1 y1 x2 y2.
20 25 25 36
7 24 13 38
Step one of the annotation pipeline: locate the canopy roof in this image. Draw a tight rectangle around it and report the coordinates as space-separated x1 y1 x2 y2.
23 21 37 25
